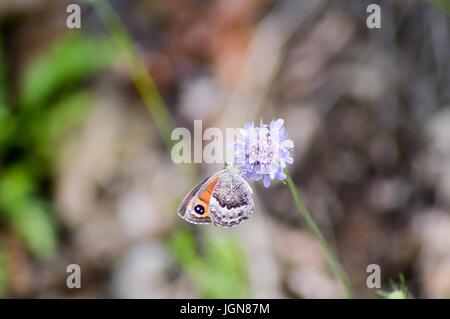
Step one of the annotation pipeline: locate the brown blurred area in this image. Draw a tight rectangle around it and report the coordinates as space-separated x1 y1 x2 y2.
0 0 450 299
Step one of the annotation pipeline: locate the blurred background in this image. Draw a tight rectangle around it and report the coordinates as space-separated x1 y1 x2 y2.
0 0 449 298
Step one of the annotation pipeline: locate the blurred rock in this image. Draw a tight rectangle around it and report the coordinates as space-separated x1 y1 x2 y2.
368 177 411 213
413 210 450 298
179 77 224 122
286 266 344 299
424 107 450 206
271 222 345 298
111 242 198 298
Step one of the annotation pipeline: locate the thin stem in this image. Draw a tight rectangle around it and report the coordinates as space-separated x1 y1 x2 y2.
285 169 353 298
89 0 175 149
88 0 195 183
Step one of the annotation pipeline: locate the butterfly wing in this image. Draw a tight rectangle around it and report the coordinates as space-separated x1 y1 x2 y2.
177 176 209 218
177 170 225 224
209 168 254 227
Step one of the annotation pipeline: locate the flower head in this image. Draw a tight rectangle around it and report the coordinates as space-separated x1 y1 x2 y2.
233 119 294 187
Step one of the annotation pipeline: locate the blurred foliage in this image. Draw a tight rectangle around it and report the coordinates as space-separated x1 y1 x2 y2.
426 0 450 14
20 34 113 110
0 165 57 259
0 32 114 295
0 40 6 109
169 228 251 298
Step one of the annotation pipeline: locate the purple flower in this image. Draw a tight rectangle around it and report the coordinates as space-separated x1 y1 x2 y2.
233 119 294 187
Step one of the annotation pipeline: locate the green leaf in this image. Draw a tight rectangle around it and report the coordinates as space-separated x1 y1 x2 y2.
376 273 409 299
28 90 93 162
9 199 57 260
389 278 399 291
375 290 390 298
0 34 8 109
0 109 16 155
20 33 114 109
202 235 249 298
0 35 14 155
168 228 250 298
0 166 57 260
0 165 35 213
168 228 198 266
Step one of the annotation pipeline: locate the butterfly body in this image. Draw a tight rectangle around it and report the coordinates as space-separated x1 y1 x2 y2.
177 166 254 227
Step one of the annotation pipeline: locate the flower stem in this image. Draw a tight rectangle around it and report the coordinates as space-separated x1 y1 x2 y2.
284 169 353 298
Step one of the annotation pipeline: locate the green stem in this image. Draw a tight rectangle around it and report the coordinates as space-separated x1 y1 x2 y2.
285 169 353 298
88 0 195 183
87 0 175 150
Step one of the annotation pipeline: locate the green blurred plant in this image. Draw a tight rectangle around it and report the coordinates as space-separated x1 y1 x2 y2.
0 32 114 295
426 0 450 15
376 273 409 299
169 228 250 298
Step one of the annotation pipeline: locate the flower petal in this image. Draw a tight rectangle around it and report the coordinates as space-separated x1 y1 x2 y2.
281 139 294 148
263 175 271 188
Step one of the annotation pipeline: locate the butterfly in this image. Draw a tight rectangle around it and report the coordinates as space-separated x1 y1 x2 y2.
177 166 254 227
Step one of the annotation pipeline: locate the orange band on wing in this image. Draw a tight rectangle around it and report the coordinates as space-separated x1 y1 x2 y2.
199 177 219 203
185 177 219 218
